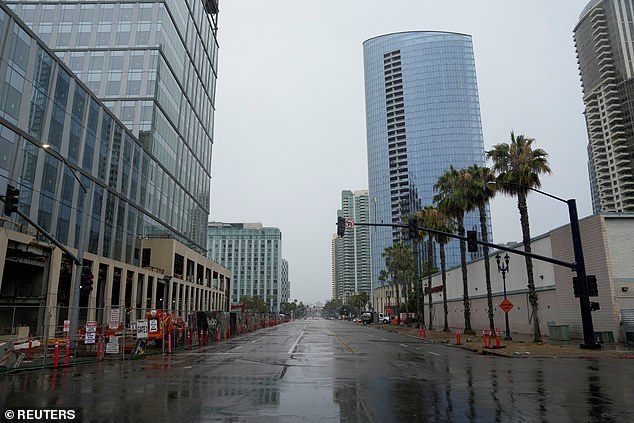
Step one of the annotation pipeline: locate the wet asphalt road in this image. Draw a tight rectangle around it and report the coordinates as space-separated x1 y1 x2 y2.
1 319 633 422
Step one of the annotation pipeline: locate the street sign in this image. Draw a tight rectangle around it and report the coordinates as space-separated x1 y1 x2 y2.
499 299 514 313
149 319 158 333
136 319 148 339
345 219 354 229
85 321 97 344
63 320 70 332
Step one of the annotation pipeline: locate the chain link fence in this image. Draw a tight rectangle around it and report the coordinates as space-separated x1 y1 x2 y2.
0 305 287 373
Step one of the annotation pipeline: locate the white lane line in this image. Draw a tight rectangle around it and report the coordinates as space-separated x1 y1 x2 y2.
400 343 408 348
288 328 305 354
428 351 440 356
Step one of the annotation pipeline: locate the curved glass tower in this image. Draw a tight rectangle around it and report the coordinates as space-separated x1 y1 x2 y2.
363 31 490 289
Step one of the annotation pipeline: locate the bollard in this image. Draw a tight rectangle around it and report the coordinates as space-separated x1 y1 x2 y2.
495 328 501 348
423 326 427 338
168 331 172 354
54 338 59 368
488 329 493 348
456 330 461 345
482 329 487 347
27 335 32 361
199 330 203 346
419 324 423 337
65 336 70 367
216 327 219 342
187 330 191 350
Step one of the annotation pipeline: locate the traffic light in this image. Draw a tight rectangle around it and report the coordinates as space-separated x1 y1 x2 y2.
408 217 418 240
3 184 19 216
467 230 478 253
590 301 600 311
587 275 598 297
81 266 94 293
337 216 345 237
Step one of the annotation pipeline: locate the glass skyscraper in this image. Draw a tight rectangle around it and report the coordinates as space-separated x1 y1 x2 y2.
363 31 490 289
7 0 219 252
575 0 634 213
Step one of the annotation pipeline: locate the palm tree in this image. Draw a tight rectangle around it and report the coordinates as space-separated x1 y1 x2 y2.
413 207 435 330
434 166 475 334
462 164 497 333
382 242 414 324
417 206 454 332
486 131 551 342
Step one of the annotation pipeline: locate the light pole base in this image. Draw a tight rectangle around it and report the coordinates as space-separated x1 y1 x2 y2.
580 343 601 350
504 335 512 341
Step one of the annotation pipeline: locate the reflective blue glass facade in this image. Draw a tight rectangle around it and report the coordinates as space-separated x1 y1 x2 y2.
363 31 491 288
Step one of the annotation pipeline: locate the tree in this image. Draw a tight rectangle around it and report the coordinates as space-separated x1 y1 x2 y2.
462 164 497 333
415 206 453 332
240 296 270 313
382 241 415 324
348 292 370 315
434 166 475 334
486 131 551 342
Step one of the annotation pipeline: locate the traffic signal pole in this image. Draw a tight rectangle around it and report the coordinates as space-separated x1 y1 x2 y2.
343 218 600 349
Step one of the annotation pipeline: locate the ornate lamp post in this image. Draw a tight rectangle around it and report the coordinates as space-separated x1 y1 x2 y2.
496 253 512 341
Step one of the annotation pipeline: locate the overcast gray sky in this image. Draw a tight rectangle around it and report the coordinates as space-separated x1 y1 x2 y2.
211 1 593 305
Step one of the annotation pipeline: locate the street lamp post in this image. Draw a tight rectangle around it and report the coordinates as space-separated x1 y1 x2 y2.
490 182 599 349
43 144 91 344
496 253 512 341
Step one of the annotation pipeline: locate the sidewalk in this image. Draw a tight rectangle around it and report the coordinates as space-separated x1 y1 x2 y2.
369 323 634 359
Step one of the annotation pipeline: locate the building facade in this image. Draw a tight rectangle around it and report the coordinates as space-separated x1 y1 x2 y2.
0 2 228 338
280 258 290 305
575 0 634 213
7 0 219 252
332 190 371 302
363 31 491 290
207 223 283 313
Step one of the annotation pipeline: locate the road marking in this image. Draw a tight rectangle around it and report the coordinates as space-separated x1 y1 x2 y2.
428 351 440 356
400 344 408 348
335 335 355 354
288 328 305 354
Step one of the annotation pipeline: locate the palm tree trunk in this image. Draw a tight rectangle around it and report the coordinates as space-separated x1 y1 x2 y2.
479 203 495 332
441 244 449 332
518 191 542 342
427 236 434 330
396 283 401 325
458 215 473 334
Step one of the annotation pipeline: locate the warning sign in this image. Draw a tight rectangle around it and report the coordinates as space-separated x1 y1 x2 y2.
499 298 514 313
136 320 148 339
63 320 70 332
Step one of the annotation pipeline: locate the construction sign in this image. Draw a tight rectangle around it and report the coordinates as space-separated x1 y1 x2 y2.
499 298 514 313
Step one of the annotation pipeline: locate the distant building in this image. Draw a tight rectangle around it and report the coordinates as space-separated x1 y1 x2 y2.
332 190 371 302
363 31 491 291
207 223 282 312
280 259 290 305
575 0 634 213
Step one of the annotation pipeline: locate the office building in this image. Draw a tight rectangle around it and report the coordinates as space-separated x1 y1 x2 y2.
575 0 634 213
0 3 228 337
7 0 219 252
332 190 371 302
363 31 491 290
207 223 283 313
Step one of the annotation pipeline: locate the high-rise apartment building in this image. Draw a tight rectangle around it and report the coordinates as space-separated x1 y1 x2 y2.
280 259 290 304
332 190 371 301
575 0 634 213
363 31 491 289
0 3 228 334
207 223 283 313
7 0 219 251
